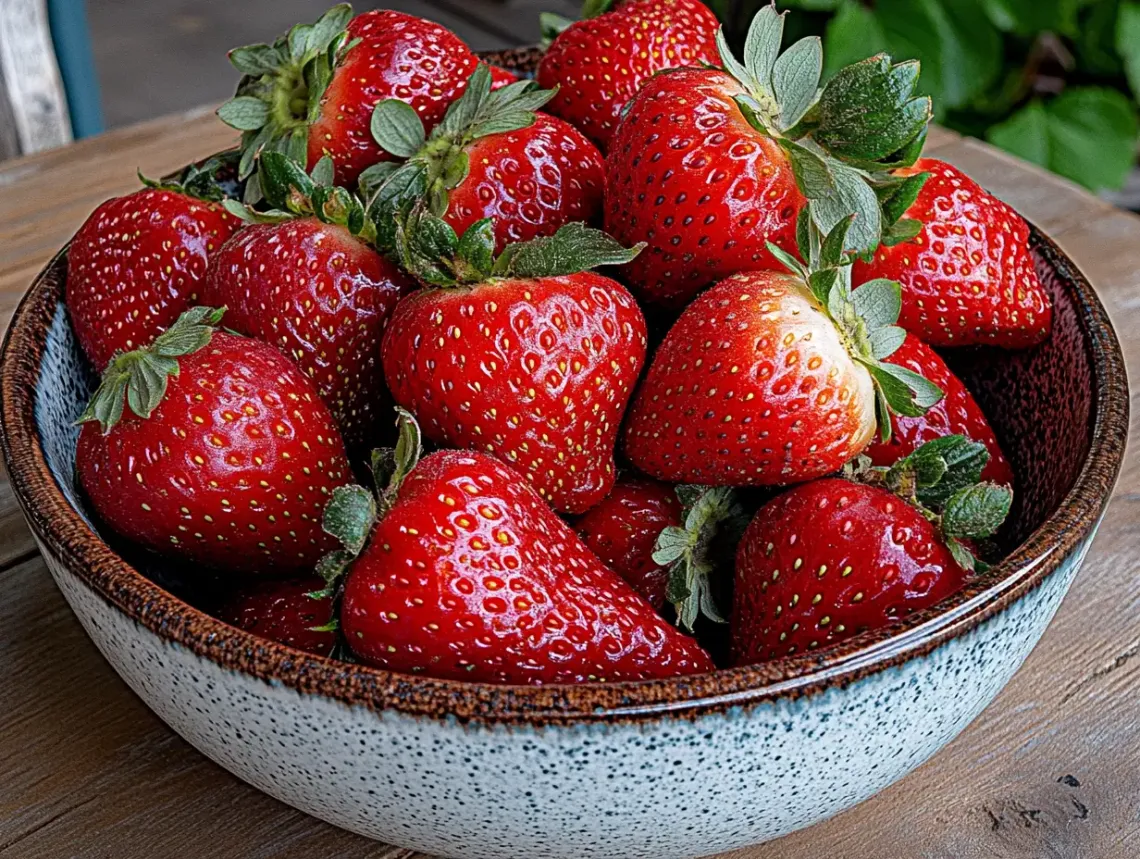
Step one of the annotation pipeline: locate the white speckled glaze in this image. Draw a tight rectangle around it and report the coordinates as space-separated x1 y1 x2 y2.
8 224 1123 859
40 535 1085 859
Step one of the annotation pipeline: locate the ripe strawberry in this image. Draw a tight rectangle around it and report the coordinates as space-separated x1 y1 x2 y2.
732 435 1013 664
380 217 648 514
537 0 720 152
364 65 604 253
202 153 413 449
624 218 943 486
217 577 337 656
604 6 931 309
574 477 681 609
66 160 241 369
219 5 479 187
853 159 1053 349
318 411 714 683
488 64 519 89
865 333 1013 487
76 308 352 575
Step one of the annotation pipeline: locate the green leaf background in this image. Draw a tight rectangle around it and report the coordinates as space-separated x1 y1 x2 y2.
719 0 1140 194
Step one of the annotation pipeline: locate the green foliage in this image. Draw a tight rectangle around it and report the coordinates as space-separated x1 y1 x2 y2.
719 0 1140 192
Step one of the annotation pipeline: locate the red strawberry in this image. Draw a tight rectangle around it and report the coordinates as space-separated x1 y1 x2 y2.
220 6 479 186
66 161 241 369
217 577 337 656
853 159 1052 349
380 218 647 514
364 66 604 254
624 220 944 486
537 0 720 152
202 153 413 448
76 308 352 575
864 333 1013 486
321 411 713 683
604 6 931 309
731 436 1012 663
488 64 519 89
574 477 681 609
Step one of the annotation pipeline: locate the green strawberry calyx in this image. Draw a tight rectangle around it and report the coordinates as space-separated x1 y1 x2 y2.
768 213 944 441
222 151 376 244
847 435 1014 573
311 408 424 613
540 0 614 43
361 65 557 227
720 3 932 256
652 486 748 633
76 306 227 434
138 153 237 204
217 4 355 189
382 206 645 288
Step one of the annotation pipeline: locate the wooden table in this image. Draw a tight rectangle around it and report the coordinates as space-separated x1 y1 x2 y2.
2 112 1140 859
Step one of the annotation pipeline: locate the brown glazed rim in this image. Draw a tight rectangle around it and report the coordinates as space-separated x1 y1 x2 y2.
0 225 1127 726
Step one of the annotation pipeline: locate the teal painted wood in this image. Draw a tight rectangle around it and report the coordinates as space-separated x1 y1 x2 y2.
47 0 103 138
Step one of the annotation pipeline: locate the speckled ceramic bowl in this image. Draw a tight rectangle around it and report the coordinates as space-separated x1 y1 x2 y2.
0 52 1128 859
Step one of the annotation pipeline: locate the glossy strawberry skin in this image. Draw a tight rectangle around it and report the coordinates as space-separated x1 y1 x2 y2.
76 333 352 574
446 114 606 253
201 219 414 449
604 68 805 309
625 271 876 486
381 273 648 514
217 577 337 656
488 64 519 89
307 11 478 184
853 159 1052 349
341 450 714 683
538 0 720 152
575 478 681 610
66 189 241 370
866 334 1014 487
732 478 968 665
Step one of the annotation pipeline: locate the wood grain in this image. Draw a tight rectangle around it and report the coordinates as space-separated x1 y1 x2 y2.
0 0 71 156
1 80 1139 859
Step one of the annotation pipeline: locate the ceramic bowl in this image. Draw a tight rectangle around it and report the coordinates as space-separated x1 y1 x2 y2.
0 50 1128 859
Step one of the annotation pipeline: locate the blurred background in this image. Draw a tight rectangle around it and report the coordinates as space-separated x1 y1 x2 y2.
4 0 1139 208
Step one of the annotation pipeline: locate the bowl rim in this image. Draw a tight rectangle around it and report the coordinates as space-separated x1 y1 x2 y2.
0 225 1128 727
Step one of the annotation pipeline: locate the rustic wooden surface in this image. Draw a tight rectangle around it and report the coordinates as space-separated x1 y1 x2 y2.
0 0 71 159
3 11 1140 856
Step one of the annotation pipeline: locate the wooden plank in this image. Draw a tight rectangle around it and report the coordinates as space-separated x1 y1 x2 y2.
1 111 1139 858
0 0 71 155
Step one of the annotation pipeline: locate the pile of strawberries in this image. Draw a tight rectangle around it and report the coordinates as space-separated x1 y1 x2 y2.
64 0 1052 684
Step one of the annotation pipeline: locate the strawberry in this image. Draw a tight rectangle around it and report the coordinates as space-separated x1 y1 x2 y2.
66 159 242 370
732 435 1013 664
202 153 413 449
865 333 1014 487
853 158 1053 349
379 215 647 514
604 5 931 309
624 217 943 486
488 64 519 89
219 5 479 188
536 0 721 152
76 308 352 575
318 410 714 683
363 65 605 254
216 577 337 656
574 477 681 609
